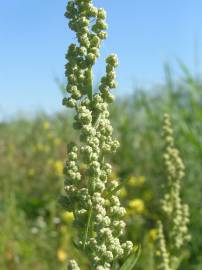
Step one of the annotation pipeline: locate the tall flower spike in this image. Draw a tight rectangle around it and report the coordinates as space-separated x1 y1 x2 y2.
62 1 133 269
156 114 191 270
156 221 171 270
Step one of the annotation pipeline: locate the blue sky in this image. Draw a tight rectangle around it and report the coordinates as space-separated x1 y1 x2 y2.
0 0 202 119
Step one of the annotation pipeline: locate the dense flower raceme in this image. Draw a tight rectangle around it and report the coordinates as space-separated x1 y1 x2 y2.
156 114 190 270
61 0 133 269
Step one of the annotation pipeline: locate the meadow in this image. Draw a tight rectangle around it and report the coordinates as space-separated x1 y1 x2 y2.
0 62 201 269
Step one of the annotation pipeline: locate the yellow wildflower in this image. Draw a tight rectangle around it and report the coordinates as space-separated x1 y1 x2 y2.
57 248 67 262
149 228 158 242
28 168 35 177
128 176 145 187
62 211 74 223
128 176 137 186
53 160 63 176
43 121 50 130
128 199 145 214
35 143 49 153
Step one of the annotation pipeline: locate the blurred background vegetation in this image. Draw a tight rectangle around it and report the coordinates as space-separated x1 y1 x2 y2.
0 63 201 270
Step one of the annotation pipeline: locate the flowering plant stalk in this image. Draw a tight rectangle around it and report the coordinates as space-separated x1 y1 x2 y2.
156 114 191 270
61 1 135 269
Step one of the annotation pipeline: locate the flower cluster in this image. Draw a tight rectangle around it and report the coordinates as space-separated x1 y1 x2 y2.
156 221 171 270
61 0 133 269
156 114 190 270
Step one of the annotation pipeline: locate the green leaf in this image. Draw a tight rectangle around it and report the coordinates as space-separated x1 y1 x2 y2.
163 62 174 93
106 177 129 199
176 58 198 90
120 246 141 270
106 181 124 198
171 250 190 270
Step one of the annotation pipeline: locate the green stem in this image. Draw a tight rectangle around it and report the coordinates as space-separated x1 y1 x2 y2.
86 68 93 102
83 206 93 251
112 260 116 270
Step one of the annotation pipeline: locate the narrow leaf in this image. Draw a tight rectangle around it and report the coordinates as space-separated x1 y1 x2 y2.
106 177 128 199
120 246 141 270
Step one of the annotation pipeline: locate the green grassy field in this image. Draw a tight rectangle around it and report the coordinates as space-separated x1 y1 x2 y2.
0 63 201 270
